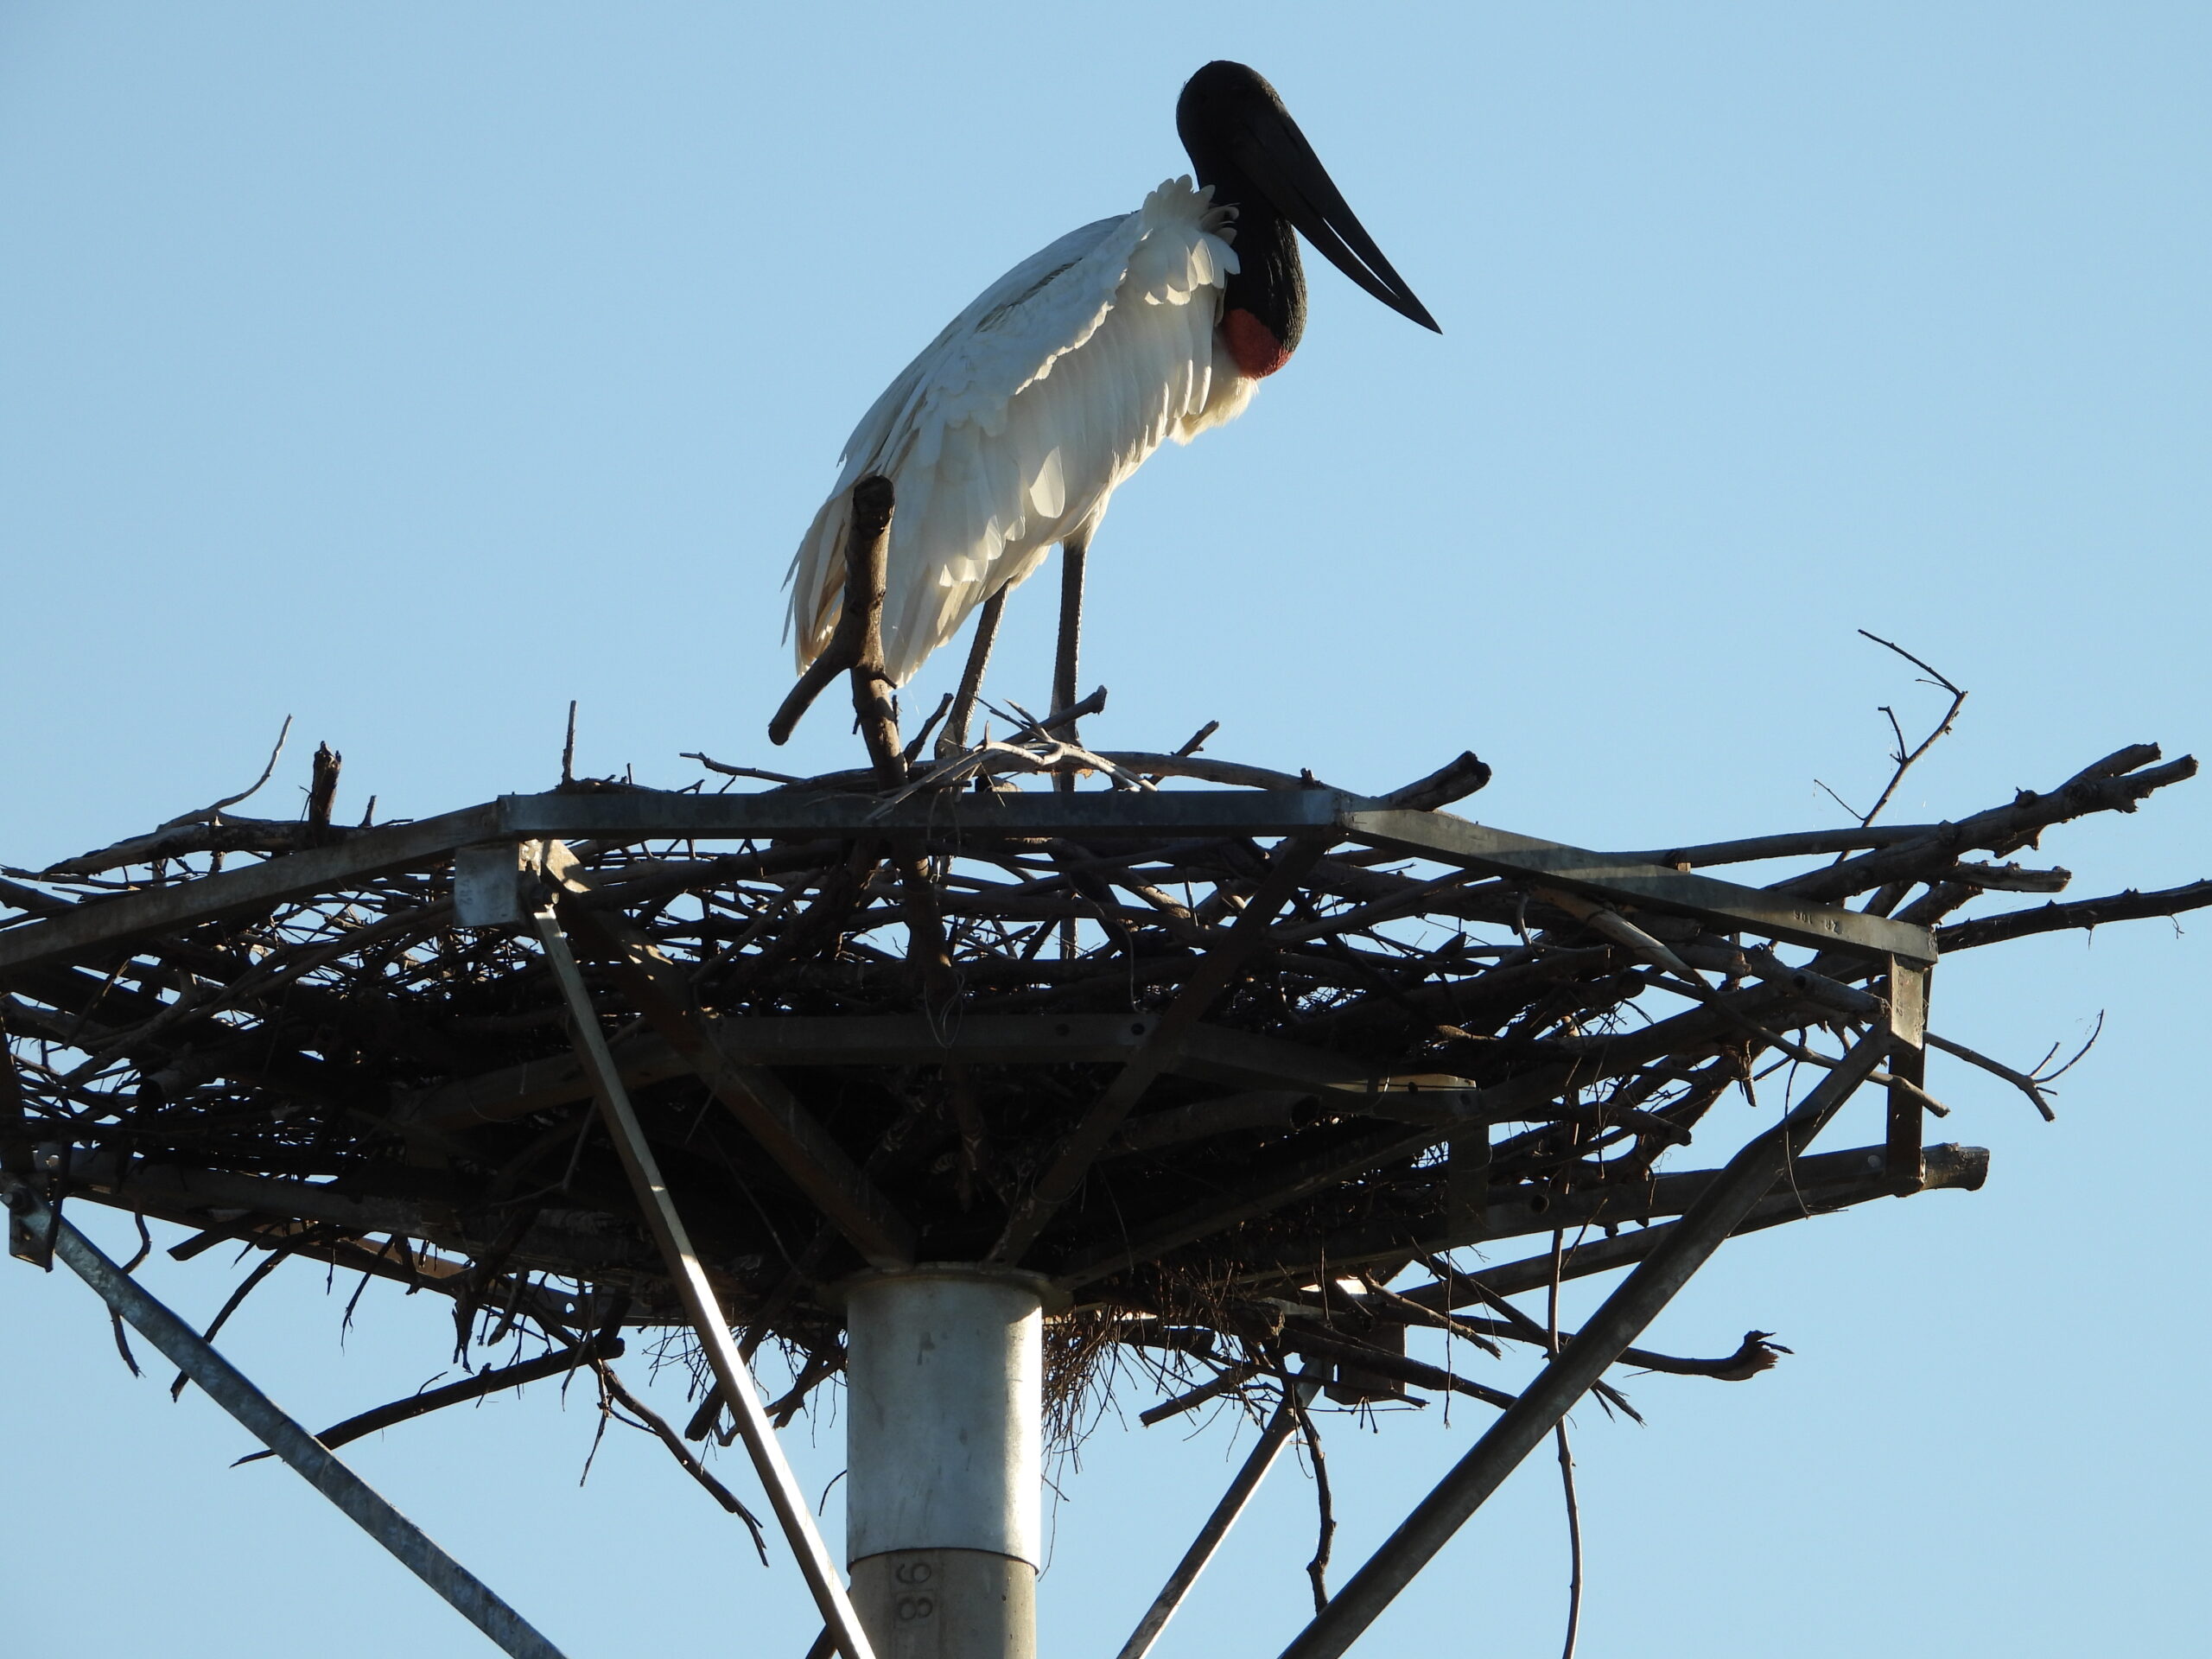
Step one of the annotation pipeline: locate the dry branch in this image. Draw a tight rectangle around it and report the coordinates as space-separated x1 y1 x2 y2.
769 475 897 749
1936 879 2212 950
238 1331 625 1462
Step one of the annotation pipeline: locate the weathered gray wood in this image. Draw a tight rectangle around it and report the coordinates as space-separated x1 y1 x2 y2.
0 804 500 980
1611 825 1936 868
1233 1139 1979 1284
1339 807 1936 963
1402 1141 1990 1308
1777 747 2196 904
1935 875 2212 951
1056 1053 1618 1290
1374 752 1491 811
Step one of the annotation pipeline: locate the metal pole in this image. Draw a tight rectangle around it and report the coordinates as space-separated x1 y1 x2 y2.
0 1173 568 1659
1114 1377 1321 1659
1275 1031 1888 1659
533 911 878 1659
842 1265 1048 1659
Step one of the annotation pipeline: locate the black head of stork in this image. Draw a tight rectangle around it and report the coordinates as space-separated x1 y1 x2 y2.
1176 60 1440 379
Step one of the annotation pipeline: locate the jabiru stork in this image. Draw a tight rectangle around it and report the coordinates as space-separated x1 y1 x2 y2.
786 60 1438 743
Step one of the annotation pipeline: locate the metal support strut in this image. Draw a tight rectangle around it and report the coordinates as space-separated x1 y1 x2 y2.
0 1173 569 1659
1274 1029 1890 1659
842 1265 1048 1659
533 910 878 1659
1114 1376 1323 1659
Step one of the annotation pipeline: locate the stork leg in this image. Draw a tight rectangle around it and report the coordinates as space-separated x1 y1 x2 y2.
1053 534 1089 742
938 588 1007 758
1053 534 1089 959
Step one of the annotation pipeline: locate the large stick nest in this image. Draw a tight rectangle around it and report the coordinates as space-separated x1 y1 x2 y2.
2 707 2203 1445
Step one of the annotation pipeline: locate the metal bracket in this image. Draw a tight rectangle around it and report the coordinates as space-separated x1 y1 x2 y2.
6 1142 67 1268
453 841 552 928
1885 957 1932 1193
6 1189 53 1268
1444 1121 1491 1246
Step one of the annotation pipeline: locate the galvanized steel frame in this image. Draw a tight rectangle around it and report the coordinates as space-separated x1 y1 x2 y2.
0 788 1935 984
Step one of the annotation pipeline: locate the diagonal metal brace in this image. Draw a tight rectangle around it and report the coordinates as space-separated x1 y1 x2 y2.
1274 1029 1890 1659
1115 1374 1323 1659
532 908 878 1659
540 844 914 1268
0 1172 569 1659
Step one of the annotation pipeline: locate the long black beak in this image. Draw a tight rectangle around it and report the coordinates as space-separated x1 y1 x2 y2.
1229 99 1440 334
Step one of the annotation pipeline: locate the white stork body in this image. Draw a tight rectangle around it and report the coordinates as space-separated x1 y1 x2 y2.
789 178 1253 685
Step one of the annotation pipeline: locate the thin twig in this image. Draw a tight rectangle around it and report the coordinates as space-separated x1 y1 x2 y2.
683 752 804 785
1355 1269 1503 1358
1842 631 1968 839
2037 1011 2105 1084
108 1310 141 1376
171 1239 309 1399
592 1357 770 1562
1548 1229 1583 1659
1139 1361 1262 1427
1925 1031 2060 1121
1281 1366 1335 1615
167 715 292 825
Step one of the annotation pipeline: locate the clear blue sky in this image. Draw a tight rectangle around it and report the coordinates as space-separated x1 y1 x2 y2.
3 5 2205 1656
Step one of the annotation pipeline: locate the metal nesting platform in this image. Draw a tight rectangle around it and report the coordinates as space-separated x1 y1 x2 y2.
3 726 2203 1659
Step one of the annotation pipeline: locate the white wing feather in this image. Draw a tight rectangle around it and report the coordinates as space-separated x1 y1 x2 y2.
789 178 1252 685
